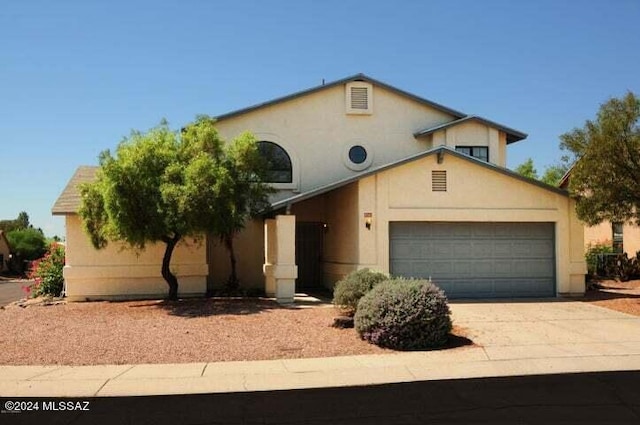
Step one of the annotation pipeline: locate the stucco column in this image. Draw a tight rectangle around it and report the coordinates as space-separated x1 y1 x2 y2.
263 215 298 304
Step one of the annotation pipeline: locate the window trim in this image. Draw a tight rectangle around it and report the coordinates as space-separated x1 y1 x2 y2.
455 145 489 162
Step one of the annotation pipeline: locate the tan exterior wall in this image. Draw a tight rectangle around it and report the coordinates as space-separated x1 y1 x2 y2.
214 84 509 195
585 221 640 256
207 219 265 290
353 152 586 295
63 215 207 301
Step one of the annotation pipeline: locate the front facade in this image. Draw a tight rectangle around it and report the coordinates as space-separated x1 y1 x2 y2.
53 74 586 302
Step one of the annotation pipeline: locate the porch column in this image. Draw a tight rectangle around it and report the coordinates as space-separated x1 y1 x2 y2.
263 215 298 304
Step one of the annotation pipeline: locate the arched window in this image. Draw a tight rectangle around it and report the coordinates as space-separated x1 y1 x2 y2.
257 141 293 183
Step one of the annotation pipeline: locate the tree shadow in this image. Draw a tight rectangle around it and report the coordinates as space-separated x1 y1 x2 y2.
129 297 283 318
581 288 640 301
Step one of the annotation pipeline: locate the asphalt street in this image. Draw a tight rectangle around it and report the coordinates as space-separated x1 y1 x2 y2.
0 280 25 307
2 370 640 425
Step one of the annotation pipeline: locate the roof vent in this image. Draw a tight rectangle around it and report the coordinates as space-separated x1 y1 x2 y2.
346 82 373 115
432 170 447 192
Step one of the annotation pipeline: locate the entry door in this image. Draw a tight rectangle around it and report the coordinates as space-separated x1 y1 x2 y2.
295 222 324 290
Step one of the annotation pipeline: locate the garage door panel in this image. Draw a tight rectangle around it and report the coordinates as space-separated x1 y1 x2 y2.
390 222 555 298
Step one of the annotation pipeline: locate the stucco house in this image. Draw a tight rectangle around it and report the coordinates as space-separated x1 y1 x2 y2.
0 231 11 273
52 74 586 302
559 171 640 256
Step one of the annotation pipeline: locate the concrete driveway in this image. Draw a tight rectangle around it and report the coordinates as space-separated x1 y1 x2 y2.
451 300 640 367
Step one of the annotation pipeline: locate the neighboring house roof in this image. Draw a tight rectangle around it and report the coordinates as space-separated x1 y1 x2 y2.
271 145 568 210
214 73 467 122
558 163 576 189
0 230 11 252
414 115 527 144
52 166 98 215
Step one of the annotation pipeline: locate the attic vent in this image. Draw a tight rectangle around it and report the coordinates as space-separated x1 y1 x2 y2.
350 87 368 109
346 82 373 115
432 170 447 192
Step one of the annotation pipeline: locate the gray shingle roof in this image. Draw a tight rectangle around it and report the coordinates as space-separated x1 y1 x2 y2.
414 115 527 144
51 166 98 215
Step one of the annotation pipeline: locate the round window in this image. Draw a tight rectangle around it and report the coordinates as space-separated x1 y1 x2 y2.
348 145 367 164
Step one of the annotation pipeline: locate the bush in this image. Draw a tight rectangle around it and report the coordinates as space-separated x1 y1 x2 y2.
354 278 452 350
25 243 65 297
585 241 614 276
6 228 47 261
333 269 388 313
605 252 640 282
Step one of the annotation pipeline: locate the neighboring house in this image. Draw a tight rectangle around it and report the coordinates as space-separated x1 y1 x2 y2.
559 172 640 256
52 74 586 302
0 230 11 273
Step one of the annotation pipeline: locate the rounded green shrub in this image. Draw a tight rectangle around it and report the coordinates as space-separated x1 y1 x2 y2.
354 278 452 350
333 268 389 313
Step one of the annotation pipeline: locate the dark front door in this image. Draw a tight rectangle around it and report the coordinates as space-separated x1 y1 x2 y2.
295 222 324 290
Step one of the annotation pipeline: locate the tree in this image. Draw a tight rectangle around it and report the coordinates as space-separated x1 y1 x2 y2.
514 158 538 179
560 92 640 226
540 162 570 186
79 117 271 300
0 211 31 233
513 158 571 187
6 228 47 261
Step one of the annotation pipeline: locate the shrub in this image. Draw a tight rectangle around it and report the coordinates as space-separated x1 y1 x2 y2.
585 241 614 276
6 228 47 261
605 252 640 282
25 243 65 297
354 278 452 350
333 269 388 313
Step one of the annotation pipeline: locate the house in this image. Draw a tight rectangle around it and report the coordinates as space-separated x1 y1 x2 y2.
52 74 586 302
0 231 11 273
559 171 640 256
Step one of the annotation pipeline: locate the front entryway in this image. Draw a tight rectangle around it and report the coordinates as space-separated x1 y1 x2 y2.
390 222 556 298
296 222 324 290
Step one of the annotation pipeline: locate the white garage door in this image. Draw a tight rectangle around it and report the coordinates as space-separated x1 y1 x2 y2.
390 222 555 298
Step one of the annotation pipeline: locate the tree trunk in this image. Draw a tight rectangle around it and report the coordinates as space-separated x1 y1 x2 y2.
224 234 239 290
161 235 180 301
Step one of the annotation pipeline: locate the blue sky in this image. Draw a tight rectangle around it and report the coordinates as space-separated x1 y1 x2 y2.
2 0 639 238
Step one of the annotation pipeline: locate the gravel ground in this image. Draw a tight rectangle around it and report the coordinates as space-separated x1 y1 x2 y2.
0 298 395 365
582 279 640 317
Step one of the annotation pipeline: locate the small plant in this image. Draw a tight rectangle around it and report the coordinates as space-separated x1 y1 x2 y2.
354 278 452 350
605 252 640 282
25 243 65 297
333 268 388 314
585 241 614 276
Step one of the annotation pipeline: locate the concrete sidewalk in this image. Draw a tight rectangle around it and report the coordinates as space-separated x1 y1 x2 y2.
2 301 640 397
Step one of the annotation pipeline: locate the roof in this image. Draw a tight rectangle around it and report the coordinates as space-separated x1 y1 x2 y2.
558 163 576 189
51 166 98 215
414 115 527 144
271 145 567 210
0 230 10 251
214 73 467 122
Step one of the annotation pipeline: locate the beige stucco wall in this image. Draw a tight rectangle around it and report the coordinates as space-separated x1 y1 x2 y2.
214 84 508 195
207 219 265 290
64 215 208 301
352 152 585 295
585 221 640 256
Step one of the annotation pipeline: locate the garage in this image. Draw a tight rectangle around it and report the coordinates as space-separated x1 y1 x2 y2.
390 222 555 298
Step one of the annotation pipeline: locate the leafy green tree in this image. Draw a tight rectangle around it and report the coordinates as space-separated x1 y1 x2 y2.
514 158 538 179
0 211 31 233
560 92 640 225
6 228 47 261
79 117 270 300
540 162 570 186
